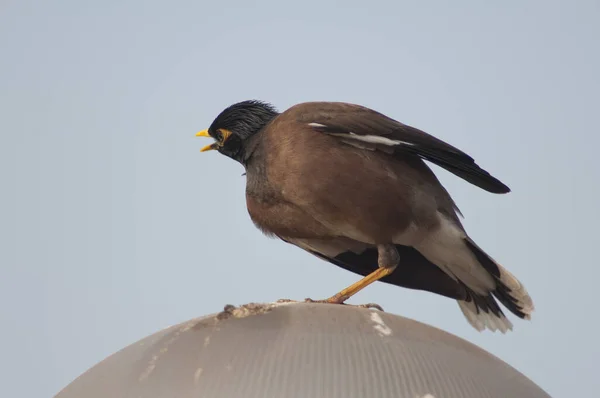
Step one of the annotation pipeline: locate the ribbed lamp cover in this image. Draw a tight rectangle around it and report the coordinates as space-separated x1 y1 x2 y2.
56 302 550 398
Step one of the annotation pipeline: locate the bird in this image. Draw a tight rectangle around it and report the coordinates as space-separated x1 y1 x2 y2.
196 100 534 333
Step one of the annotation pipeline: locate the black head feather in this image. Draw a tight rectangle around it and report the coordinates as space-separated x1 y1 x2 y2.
207 100 278 162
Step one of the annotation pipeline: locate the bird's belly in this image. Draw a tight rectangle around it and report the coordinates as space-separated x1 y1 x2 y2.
280 174 424 244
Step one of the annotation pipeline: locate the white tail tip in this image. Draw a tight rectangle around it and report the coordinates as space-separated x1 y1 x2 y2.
458 300 514 333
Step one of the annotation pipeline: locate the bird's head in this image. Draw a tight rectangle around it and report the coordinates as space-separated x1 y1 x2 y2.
196 100 279 163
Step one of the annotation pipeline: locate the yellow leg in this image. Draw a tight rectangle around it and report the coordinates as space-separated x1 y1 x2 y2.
324 266 396 304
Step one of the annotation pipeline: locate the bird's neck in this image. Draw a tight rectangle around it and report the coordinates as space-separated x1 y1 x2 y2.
238 131 265 167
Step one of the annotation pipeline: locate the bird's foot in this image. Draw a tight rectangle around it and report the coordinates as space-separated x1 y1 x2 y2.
303 297 384 312
303 297 342 304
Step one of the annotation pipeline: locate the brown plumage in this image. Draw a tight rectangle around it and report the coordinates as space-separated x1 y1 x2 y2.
196 100 534 333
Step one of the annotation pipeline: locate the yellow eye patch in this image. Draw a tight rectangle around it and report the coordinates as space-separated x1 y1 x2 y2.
216 129 232 143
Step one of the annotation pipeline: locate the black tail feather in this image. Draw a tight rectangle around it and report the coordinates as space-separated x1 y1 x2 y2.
464 238 529 319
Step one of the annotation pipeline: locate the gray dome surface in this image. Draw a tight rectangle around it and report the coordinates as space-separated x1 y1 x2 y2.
56 301 550 398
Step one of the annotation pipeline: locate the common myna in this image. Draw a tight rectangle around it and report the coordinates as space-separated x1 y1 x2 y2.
196 100 534 333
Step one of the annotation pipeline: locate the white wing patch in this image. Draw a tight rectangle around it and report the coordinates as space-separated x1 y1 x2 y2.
331 132 414 147
307 123 414 147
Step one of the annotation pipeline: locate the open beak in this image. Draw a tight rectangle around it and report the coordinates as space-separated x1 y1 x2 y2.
196 129 217 152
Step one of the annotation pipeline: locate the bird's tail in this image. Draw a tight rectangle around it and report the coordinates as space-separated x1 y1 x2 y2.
457 237 534 333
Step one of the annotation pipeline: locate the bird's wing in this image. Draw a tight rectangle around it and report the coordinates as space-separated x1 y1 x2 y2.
282 236 467 300
297 102 509 194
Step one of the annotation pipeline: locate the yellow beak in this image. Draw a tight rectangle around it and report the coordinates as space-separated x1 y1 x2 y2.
200 143 217 152
196 129 216 152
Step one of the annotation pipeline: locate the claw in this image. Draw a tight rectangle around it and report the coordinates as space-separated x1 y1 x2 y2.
304 297 338 304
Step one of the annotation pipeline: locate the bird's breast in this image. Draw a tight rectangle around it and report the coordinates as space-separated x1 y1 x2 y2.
245 192 333 239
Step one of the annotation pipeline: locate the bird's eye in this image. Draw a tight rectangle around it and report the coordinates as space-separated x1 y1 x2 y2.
215 129 232 144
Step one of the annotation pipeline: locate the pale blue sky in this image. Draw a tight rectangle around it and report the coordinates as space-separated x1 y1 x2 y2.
1 1 599 397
